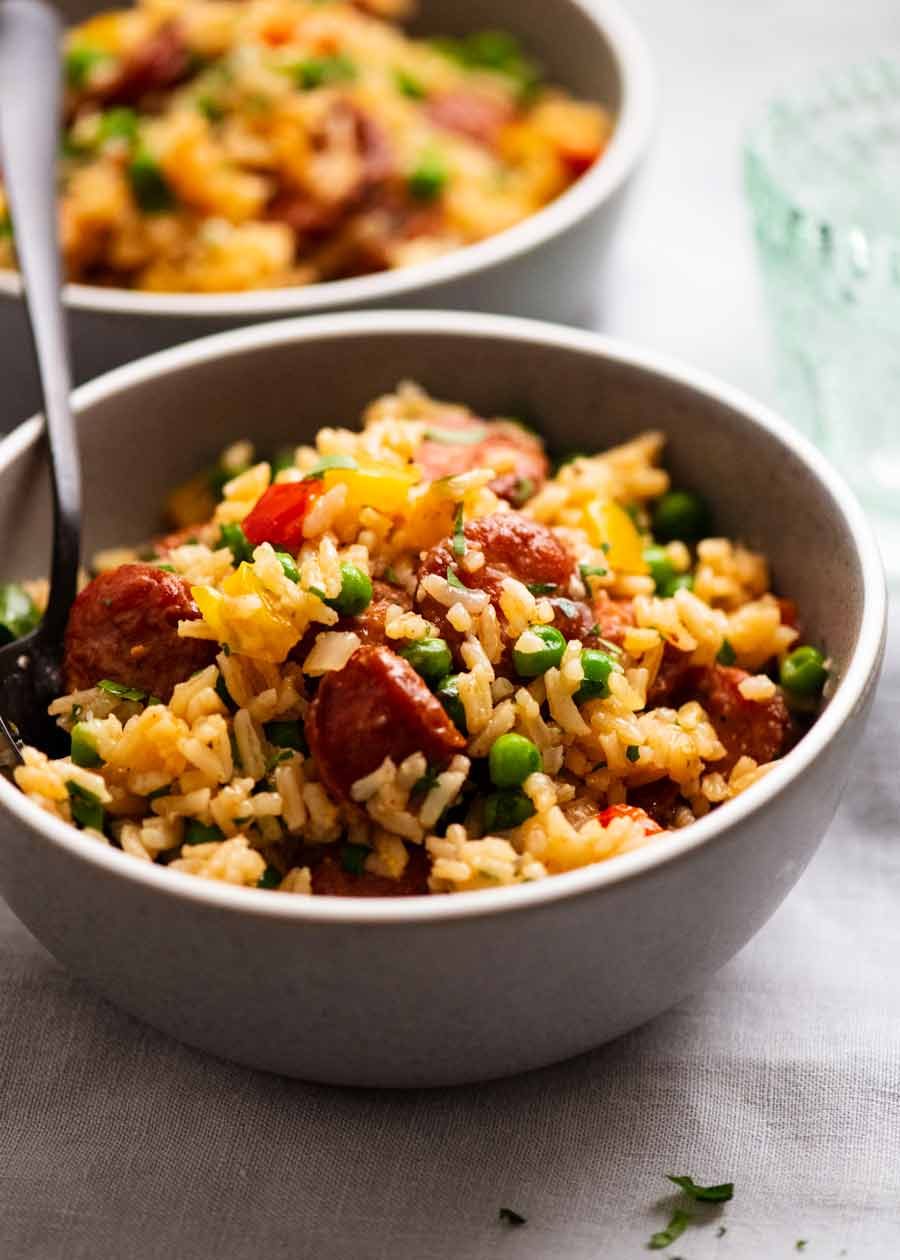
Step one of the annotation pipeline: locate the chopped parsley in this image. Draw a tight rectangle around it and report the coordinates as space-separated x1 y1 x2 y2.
275 550 300 583
97 679 147 703
291 53 356 90
446 566 466 591
408 150 449 202
65 781 106 833
184 821 224 846
340 843 370 876
498 1208 526 1227
667 1175 734 1203
579 563 608 582
716 638 737 667
648 1209 691 1250
452 502 466 558
156 563 176 574
65 45 111 88
411 766 440 798
423 424 486 447
394 68 425 99
626 744 640 763
128 148 175 214
265 747 296 773
526 582 557 596
302 453 358 480
215 673 237 713
257 865 282 890
264 720 307 754
146 786 171 802
217 522 253 565
795 1244 807 1253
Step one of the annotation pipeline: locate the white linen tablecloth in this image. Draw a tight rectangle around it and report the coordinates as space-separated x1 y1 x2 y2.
2 2 900 1256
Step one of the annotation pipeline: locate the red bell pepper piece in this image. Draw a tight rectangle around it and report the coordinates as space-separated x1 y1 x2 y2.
242 480 325 552
596 803 664 835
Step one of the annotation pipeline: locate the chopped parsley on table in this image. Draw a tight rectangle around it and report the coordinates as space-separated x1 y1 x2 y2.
648 1208 691 1250
667 1174 734 1203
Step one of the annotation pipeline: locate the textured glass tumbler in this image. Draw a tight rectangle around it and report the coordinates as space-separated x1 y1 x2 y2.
745 60 900 562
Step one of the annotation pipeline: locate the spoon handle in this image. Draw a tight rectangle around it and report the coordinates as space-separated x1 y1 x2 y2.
0 0 81 644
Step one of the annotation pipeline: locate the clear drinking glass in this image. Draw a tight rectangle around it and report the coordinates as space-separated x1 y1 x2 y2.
745 59 900 569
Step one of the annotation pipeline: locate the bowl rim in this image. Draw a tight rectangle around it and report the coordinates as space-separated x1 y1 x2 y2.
0 310 887 926
0 0 657 318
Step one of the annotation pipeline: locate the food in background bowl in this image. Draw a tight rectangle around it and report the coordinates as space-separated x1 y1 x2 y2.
10 384 828 896
0 0 612 292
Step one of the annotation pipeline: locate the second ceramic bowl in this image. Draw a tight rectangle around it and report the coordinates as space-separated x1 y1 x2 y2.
0 0 656 422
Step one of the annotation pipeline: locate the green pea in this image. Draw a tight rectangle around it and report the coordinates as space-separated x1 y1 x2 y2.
780 645 827 696
408 150 448 202
394 68 426 99
70 723 102 769
435 674 467 734
643 545 678 593
399 637 452 683
98 106 138 147
512 625 566 678
484 789 536 833
652 489 711 543
489 733 541 789
274 550 300 583
326 563 373 617
575 650 616 704
264 720 307 754
658 572 694 598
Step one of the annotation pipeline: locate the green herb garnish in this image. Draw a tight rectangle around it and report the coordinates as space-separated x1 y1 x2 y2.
70 724 102 769
394 67 425 99
65 45 111 89
446 566 466 591
648 1209 691 1250
184 820 224 846
98 106 138 146
97 679 147 703
526 582 556 595
65 781 106 833
451 502 467 558
340 843 370 876
302 453 358 480
275 550 300 583
498 1208 526 1226
264 719 307 754
626 744 640 763
257 865 282 890
217 522 253 565
667 1175 734 1204
423 424 486 446
579 563 608 583
432 30 541 100
291 53 356 90
128 148 175 214
408 150 449 202
716 639 736 667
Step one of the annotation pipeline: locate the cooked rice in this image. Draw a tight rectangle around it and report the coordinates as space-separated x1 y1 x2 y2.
12 383 820 897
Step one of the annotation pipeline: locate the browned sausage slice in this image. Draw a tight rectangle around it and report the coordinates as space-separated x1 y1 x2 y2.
417 513 575 666
426 91 515 148
415 416 548 505
306 645 465 800
694 664 790 771
63 564 216 700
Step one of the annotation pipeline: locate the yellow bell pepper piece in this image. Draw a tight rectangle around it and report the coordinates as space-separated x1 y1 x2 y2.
322 464 419 517
583 501 649 575
192 564 299 663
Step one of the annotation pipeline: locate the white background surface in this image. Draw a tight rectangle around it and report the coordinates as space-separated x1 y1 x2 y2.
2 3 900 1258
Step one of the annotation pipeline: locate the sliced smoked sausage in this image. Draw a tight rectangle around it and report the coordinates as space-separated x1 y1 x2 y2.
306 644 465 800
63 563 216 699
415 417 548 505
694 664 790 771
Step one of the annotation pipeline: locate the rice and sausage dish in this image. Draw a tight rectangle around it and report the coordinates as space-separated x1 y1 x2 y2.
7 385 830 896
0 0 612 291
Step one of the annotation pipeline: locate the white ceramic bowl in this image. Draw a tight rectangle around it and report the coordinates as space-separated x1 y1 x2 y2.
0 312 885 1087
0 0 656 421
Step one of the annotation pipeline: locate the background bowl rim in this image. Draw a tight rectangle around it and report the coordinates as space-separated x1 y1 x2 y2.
0 309 886 925
0 0 657 318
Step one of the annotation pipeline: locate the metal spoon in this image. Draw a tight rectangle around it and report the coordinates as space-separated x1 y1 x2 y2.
0 0 81 764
